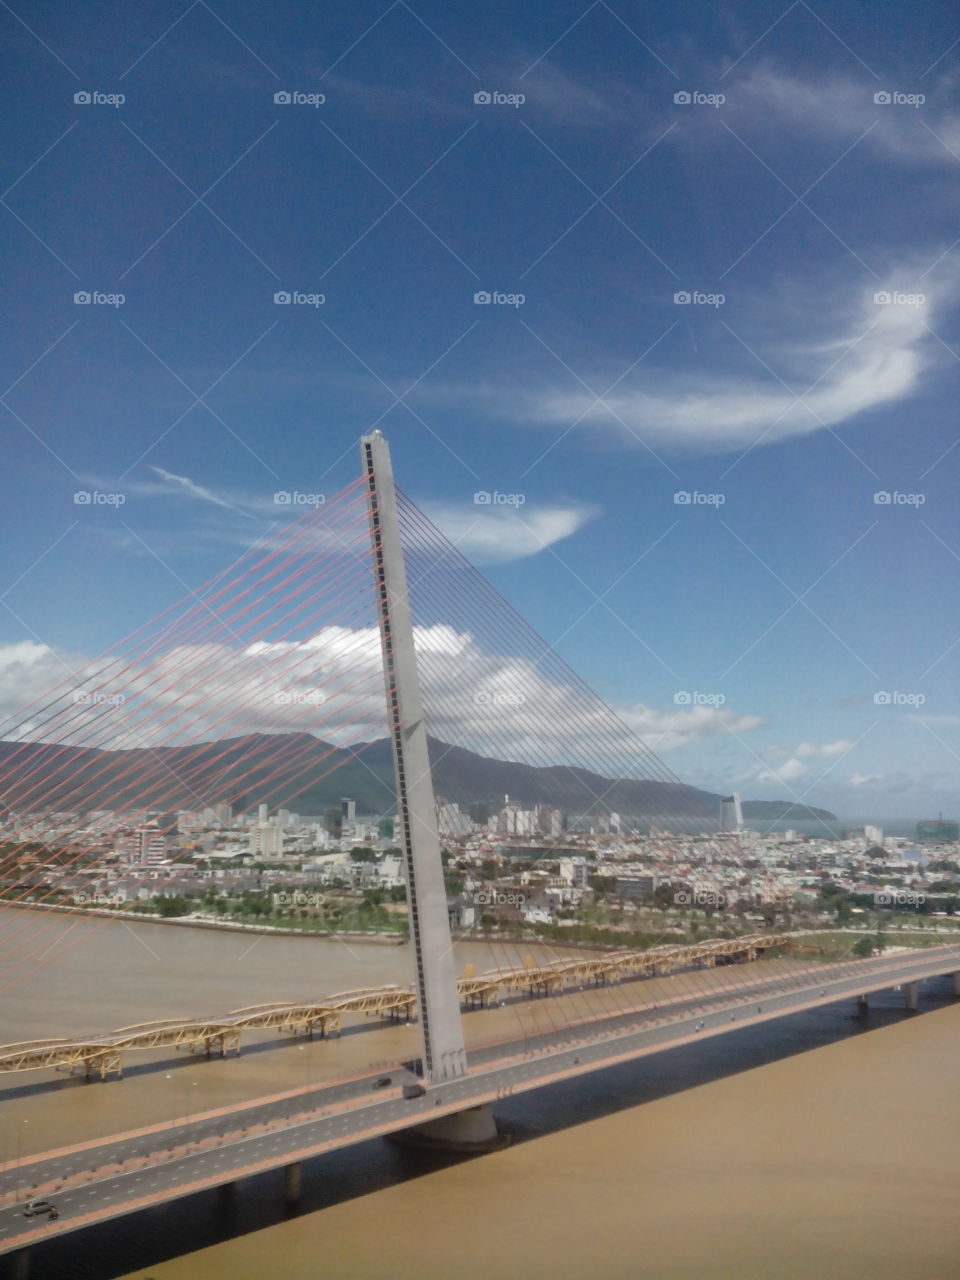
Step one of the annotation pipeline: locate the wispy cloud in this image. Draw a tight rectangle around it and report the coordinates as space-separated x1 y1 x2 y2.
720 64 960 165
433 266 956 454
420 500 598 563
795 739 856 758
622 702 765 755
149 466 245 512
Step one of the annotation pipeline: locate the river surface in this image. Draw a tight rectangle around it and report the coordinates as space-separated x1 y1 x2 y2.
0 907 957 1279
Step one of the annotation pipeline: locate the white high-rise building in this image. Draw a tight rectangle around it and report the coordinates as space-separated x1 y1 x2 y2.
250 824 283 858
498 804 536 838
536 805 563 838
437 801 472 838
136 825 167 865
720 794 743 833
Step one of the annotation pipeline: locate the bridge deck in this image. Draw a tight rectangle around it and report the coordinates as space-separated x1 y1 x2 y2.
0 943 956 1256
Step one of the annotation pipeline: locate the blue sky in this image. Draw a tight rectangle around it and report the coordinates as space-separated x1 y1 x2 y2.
1 0 959 817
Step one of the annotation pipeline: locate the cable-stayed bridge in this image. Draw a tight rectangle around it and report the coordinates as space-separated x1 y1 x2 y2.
0 433 957 1274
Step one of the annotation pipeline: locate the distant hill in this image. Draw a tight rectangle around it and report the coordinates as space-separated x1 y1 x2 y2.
356 736 722 825
740 800 837 822
0 733 835 828
0 732 722 827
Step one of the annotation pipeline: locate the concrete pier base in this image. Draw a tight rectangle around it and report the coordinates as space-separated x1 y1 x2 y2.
9 1248 30 1280
905 981 919 1011
282 1161 302 1205
391 1104 508 1153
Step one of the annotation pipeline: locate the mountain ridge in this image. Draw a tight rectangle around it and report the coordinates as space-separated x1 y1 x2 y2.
0 733 835 824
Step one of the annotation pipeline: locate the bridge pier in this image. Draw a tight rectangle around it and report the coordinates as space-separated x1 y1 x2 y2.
393 1103 507 1153
905 981 919 1011
856 994 869 1014
8 1248 30 1280
282 1161 302 1206
952 971 960 996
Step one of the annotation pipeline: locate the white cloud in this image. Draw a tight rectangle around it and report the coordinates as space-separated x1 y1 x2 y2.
621 703 765 754
149 466 241 512
526 271 952 451
0 626 764 779
420 501 598 563
795 739 856 758
723 65 960 165
0 643 78 737
756 757 808 784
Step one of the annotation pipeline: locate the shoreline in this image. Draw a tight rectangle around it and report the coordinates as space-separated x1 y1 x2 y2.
0 899 407 945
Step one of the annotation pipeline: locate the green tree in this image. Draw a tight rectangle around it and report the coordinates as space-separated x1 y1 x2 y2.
443 870 465 895
155 895 189 918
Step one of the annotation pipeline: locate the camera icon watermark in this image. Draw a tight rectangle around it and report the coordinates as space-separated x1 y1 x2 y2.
674 888 725 907
74 891 124 906
873 91 924 107
674 90 725 107
474 888 525 906
473 490 525 506
873 291 925 307
473 290 525 307
273 491 325 506
673 491 725 506
474 690 526 707
875 890 924 906
74 490 126 506
873 690 926 706
873 491 925 506
274 90 325 107
275 890 327 906
274 290 324 307
274 689 326 707
74 90 125 107
74 291 125 307
674 691 726 707
673 290 725 307
473 90 525 107
73 690 126 707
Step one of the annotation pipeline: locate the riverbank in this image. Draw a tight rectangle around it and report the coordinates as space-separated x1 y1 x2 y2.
0 898 407 944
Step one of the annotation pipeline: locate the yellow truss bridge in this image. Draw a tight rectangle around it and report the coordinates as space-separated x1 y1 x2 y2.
0 934 788 1080
457 933 790 1004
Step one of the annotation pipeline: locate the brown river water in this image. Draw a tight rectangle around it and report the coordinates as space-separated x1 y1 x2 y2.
0 907 957 1279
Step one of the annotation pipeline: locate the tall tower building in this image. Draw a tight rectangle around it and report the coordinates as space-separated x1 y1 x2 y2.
720 794 743 833
136 824 167 865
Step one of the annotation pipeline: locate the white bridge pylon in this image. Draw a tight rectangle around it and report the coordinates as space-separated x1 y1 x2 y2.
361 431 468 1085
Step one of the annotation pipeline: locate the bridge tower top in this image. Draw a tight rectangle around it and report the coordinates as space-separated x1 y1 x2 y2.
360 431 467 1083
